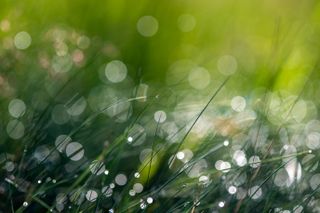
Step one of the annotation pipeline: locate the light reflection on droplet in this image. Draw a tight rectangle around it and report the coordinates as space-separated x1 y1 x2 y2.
176 151 185 160
248 155 261 168
55 135 71 153
8 99 26 118
233 150 247 167
228 185 237 194
102 186 113 197
134 172 140 178
127 124 146 146
14 31 32 50
23 201 28 207
85 190 98 202
218 201 225 208
154 110 167 123
147 197 153 204
115 174 127 186
65 142 84 161
133 183 143 193
231 96 246 112
89 160 106 175
137 16 159 37
105 60 127 83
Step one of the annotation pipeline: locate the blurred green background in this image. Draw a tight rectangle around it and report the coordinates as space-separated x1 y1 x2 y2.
1 0 320 97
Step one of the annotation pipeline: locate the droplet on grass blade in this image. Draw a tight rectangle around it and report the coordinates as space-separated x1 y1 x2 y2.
85 190 98 202
154 110 167 123
89 160 106 175
65 142 84 161
231 96 246 112
55 135 71 153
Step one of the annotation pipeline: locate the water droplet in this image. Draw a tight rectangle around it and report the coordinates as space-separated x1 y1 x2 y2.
218 201 225 208
85 190 98 202
154 110 167 123
134 172 140 178
137 16 158 37
14 31 32 49
115 174 127 186
65 142 84 161
228 186 237 194
105 60 127 83
8 99 26 118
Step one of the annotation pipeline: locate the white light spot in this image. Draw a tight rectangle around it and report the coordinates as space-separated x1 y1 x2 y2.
218 201 225 208
306 132 320 150
105 60 127 83
127 137 133 143
134 172 140 178
104 170 109 175
231 96 246 112
233 150 247 167
23 201 28 207
65 142 84 161
176 151 185 160
133 183 144 193
85 190 98 202
154 110 167 123
223 140 229 146
248 155 261 168
188 66 210 90
115 174 127 186
147 197 153 204
14 31 32 50
137 16 159 37
129 189 136 196
228 186 237 194
8 99 26 118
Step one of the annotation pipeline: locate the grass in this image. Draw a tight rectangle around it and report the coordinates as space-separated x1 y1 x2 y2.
1 1 320 212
